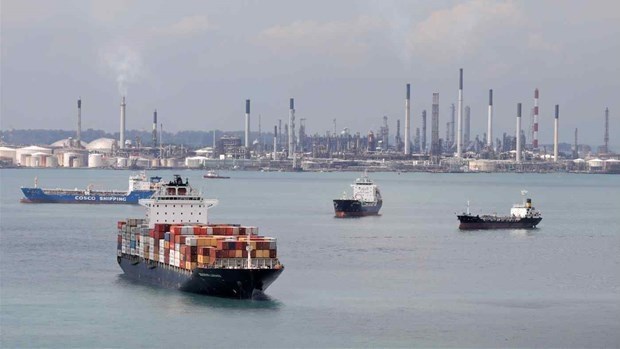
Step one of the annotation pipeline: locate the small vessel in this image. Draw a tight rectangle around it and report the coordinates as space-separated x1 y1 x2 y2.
333 172 382 217
116 175 284 298
203 170 230 179
20 172 160 204
457 191 543 230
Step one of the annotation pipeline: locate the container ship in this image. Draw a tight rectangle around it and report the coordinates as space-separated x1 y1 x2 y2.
333 172 382 217
20 172 160 204
457 191 542 230
116 175 284 299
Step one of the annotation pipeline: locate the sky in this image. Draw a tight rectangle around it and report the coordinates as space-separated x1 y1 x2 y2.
1 0 619 147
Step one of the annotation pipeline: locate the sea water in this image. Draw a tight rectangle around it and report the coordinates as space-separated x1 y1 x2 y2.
1 169 619 347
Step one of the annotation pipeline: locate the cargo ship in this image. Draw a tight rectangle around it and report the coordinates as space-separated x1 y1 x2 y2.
333 172 382 217
20 172 160 204
457 191 543 230
116 175 284 299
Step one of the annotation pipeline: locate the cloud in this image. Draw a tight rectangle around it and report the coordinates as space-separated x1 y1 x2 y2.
407 0 522 60
256 16 386 62
90 0 133 23
152 15 211 37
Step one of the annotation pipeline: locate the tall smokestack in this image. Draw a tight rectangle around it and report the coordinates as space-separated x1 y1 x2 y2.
456 68 463 157
431 93 440 157
487 89 493 148
405 83 411 155
288 98 295 159
516 103 522 162
152 109 157 147
120 96 126 149
77 98 82 146
604 107 609 153
554 105 559 162
573 128 579 159
464 105 471 145
273 125 278 159
421 110 427 153
245 99 250 148
533 89 539 149
450 103 455 147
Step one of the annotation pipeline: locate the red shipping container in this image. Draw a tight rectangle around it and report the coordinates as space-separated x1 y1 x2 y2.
117 221 125 229
117 235 122 244
269 250 277 258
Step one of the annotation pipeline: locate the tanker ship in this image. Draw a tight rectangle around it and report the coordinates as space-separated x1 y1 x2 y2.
20 172 159 204
333 172 382 217
116 175 284 299
457 191 542 230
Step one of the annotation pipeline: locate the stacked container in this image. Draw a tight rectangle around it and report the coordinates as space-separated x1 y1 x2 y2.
117 220 278 270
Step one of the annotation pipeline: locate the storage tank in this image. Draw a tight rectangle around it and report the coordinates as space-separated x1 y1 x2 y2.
72 157 83 168
88 153 104 168
46 156 59 167
30 152 49 167
151 158 160 168
63 152 78 167
0 146 17 164
117 157 128 168
165 158 177 168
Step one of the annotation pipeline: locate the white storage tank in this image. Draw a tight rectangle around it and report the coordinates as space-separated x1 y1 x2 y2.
151 158 160 168
0 146 17 164
30 152 49 167
165 158 177 168
46 156 59 167
117 157 128 168
63 152 79 167
88 153 104 168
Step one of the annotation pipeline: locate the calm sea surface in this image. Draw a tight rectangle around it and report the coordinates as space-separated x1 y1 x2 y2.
1 169 619 348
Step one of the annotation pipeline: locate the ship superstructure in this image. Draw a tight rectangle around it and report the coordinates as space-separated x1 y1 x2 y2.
117 175 284 298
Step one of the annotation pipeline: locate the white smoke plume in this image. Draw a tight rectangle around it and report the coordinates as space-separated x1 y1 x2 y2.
102 44 143 96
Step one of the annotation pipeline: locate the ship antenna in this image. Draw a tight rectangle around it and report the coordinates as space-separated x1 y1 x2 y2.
34 176 38 188
521 189 527 206
467 200 470 215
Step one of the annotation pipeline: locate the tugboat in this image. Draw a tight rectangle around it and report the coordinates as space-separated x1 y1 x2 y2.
20 172 160 204
457 191 543 229
116 175 284 298
203 170 230 179
333 172 382 217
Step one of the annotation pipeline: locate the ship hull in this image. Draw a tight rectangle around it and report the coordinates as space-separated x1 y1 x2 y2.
457 215 542 230
117 254 283 299
20 188 154 204
333 199 382 218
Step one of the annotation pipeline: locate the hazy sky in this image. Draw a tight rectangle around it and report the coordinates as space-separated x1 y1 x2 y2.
1 0 619 146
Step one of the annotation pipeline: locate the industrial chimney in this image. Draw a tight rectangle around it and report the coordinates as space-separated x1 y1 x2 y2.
516 103 522 162
77 98 82 146
421 110 427 154
604 107 609 154
152 109 157 148
487 90 493 148
245 99 251 148
533 89 539 149
288 98 295 159
554 105 559 162
456 68 463 157
405 83 411 155
120 96 126 149
273 125 278 159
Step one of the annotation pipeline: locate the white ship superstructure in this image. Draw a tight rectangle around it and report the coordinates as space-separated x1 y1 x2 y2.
140 175 218 228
